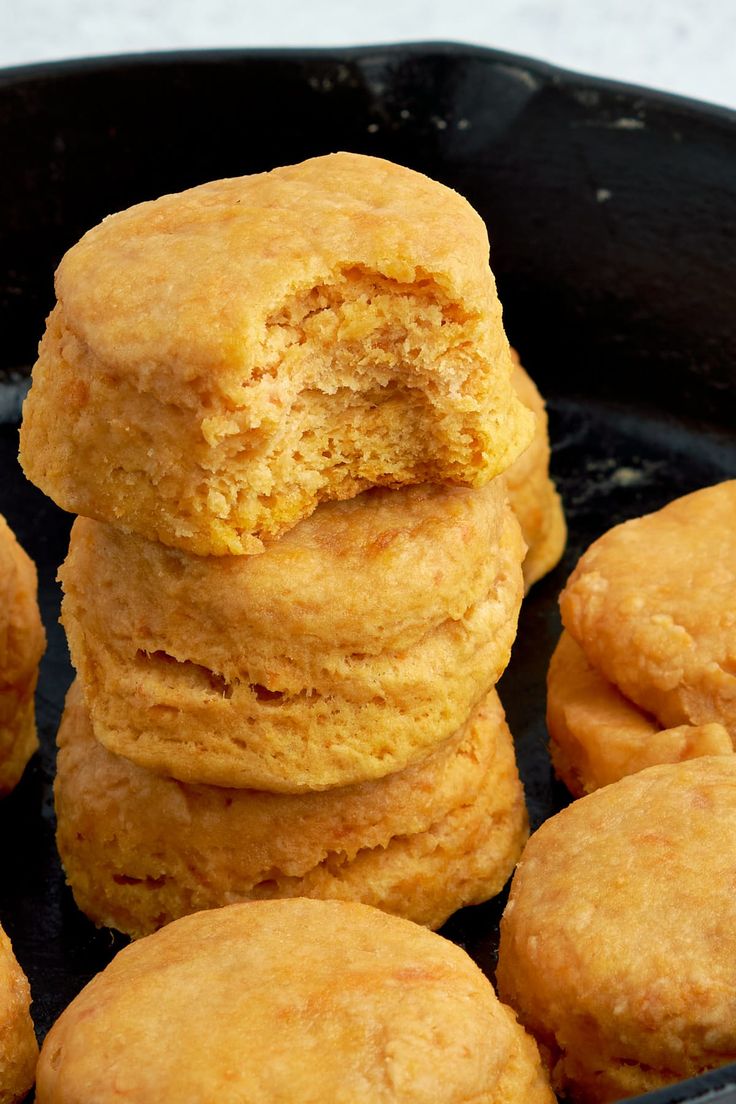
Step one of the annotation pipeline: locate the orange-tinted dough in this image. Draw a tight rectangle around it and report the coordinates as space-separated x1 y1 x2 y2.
561 482 736 743
504 354 566 591
0 514 45 796
0 922 38 1103
21 153 533 555
56 683 528 936
547 630 731 795
59 483 525 790
498 756 736 1101
37 899 554 1103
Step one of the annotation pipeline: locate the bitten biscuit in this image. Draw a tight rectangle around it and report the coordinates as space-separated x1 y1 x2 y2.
37 899 555 1104
55 683 528 936
0 515 45 796
504 353 566 590
20 153 534 555
547 631 731 795
0 923 38 1103
560 481 736 744
497 757 736 1102
59 482 525 790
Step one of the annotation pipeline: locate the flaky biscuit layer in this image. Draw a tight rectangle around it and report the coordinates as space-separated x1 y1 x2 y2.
20 153 533 554
497 756 736 1102
61 481 510 661
59 486 524 790
56 683 528 937
37 899 554 1104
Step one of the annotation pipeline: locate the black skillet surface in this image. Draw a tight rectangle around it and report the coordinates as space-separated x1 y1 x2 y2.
1 43 735 1103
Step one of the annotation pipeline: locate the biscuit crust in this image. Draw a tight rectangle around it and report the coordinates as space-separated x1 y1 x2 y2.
55 683 528 936
59 483 525 790
20 153 534 555
0 515 45 796
547 631 732 795
560 482 736 743
503 355 566 591
37 899 555 1104
0 924 38 1104
497 756 736 1101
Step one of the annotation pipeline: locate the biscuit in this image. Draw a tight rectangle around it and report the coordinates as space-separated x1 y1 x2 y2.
0 923 38 1103
547 631 732 795
497 756 736 1101
20 153 534 556
55 682 528 937
504 354 566 590
37 898 555 1103
0 515 45 796
560 482 736 744
59 482 525 790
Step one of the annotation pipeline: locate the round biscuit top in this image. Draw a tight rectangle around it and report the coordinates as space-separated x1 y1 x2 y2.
56 151 493 391
497 756 736 1083
21 152 533 556
560 481 736 740
37 899 553 1104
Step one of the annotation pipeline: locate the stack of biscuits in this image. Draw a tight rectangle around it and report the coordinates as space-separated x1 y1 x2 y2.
547 481 735 796
20 152 562 939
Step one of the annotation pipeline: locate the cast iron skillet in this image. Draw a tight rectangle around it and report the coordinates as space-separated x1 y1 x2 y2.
1 43 735 1103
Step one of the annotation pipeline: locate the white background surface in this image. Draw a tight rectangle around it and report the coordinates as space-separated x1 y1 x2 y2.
2 0 736 110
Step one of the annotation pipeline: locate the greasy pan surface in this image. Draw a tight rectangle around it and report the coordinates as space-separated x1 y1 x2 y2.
1 43 735 1102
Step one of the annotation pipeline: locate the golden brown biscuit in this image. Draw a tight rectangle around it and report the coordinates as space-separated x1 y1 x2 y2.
55 682 528 937
20 153 534 556
497 756 736 1102
0 923 38 1103
37 899 555 1104
59 482 525 790
0 515 45 796
504 353 566 591
561 481 736 744
547 631 732 795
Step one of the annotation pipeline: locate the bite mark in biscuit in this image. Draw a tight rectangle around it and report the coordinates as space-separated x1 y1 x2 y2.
20 153 534 554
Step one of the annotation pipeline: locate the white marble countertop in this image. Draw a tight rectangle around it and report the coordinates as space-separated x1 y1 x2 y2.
2 0 735 111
